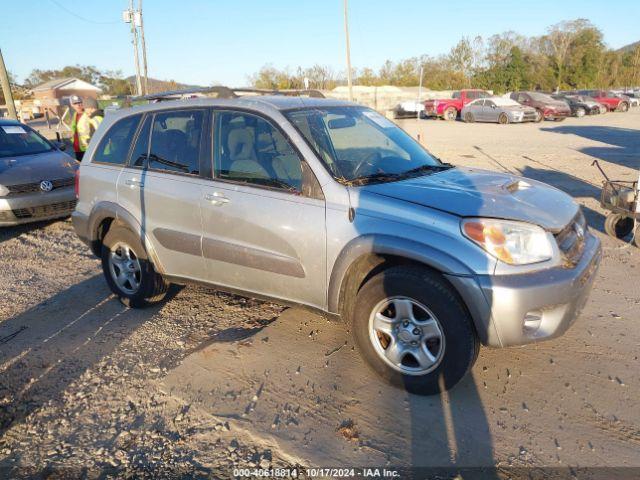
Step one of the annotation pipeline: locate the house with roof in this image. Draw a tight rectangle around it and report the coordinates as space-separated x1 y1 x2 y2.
32 77 102 106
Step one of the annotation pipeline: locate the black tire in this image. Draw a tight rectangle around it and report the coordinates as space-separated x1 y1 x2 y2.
604 214 634 239
443 107 457 121
350 266 479 395
418 111 426 120
534 110 543 123
498 113 509 125
464 112 475 123
101 226 170 308
575 107 586 118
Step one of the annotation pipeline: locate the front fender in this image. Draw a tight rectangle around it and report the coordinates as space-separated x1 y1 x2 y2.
327 234 475 314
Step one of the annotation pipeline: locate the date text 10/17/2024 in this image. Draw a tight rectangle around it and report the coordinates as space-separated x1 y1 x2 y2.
233 468 401 478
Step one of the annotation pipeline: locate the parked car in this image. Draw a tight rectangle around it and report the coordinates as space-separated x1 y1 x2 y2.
551 94 602 117
392 101 425 119
572 90 629 112
614 93 639 108
0 119 78 226
422 89 491 121
510 91 572 121
73 93 602 395
461 97 538 124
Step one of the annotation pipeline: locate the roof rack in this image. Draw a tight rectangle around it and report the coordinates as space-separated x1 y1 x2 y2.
135 86 325 103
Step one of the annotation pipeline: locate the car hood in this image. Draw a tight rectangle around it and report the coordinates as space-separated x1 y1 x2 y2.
359 167 578 232
503 105 535 112
0 150 77 185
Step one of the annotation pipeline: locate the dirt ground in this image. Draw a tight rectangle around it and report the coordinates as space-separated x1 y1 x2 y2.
0 109 639 478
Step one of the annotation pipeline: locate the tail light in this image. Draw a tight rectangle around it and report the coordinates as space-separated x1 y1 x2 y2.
74 168 80 199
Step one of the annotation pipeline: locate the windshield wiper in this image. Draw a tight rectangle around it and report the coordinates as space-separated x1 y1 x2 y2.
345 164 453 186
401 163 453 177
344 171 406 186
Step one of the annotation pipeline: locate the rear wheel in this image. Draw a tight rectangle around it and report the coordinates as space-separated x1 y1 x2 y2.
498 113 509 124
575 107 586 117
101 226 170 308
464 112 475 123
618 102 629 112
443 107 457 121
350 266 479 395
604 213 634 239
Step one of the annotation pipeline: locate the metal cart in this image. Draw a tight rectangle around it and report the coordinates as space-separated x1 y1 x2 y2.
593 160 639 246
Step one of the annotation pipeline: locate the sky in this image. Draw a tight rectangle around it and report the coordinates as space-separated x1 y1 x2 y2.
1 0 639 87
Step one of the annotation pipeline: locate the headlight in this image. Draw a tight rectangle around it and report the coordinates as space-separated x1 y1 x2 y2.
461 218 553 265
0 185 8 197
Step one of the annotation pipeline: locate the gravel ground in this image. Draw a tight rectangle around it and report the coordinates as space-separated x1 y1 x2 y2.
0 108 639 478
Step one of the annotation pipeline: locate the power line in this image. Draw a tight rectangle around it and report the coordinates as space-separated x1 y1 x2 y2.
46 0 120 25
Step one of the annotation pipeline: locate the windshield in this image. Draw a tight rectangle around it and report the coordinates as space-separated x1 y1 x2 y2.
0 124 53 158
285 106 448 184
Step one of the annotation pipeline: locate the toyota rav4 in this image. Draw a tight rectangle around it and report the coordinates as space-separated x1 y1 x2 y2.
72 93 601 395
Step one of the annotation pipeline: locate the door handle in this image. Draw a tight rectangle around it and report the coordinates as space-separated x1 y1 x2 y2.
125 179 143 188
204 192 230 206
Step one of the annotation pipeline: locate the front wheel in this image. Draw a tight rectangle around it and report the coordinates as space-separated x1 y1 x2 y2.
604 213 634 239
498 113 509 124
350 266 479 395
534 110 543 123
101 226 171 308
443 107 457 121
575 107 586 118
618 102 629 112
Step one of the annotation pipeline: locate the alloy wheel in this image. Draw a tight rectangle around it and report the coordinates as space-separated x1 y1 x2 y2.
368 296 445 376
108 242 142 295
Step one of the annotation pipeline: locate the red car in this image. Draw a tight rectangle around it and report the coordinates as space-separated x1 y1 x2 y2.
574 90 629 112
422 89 490 121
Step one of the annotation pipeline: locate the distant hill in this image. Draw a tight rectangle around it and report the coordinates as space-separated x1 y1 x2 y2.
617 41 640 53
125 76 204 94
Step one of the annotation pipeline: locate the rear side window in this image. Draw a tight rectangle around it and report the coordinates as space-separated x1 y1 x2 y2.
92 114 141 165
148 110 204 175
130 115 151 167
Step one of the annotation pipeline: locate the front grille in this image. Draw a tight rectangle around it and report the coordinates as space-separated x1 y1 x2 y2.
12 200 77 219
555 210 587 266
6 177 74 196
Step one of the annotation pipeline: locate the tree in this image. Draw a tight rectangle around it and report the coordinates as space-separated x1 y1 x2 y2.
542 19 600 90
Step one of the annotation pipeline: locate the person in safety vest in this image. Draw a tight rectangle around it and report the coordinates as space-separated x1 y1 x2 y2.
77 97 103 156
62 95 86 161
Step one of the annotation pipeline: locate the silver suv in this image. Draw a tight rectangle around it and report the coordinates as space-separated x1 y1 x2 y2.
72 93 601 395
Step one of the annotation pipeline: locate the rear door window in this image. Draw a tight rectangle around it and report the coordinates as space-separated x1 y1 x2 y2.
148 110 204 175
129 115 151 168
92 114 141 165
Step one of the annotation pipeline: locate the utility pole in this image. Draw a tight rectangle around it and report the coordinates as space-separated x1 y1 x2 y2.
343 0 353 101
0 49 17 120
124 0 143 96
138 0 149 95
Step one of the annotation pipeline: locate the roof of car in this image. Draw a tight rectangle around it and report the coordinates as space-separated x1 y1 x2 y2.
146 94 355 110
104 95 359 126
0 118 22 126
